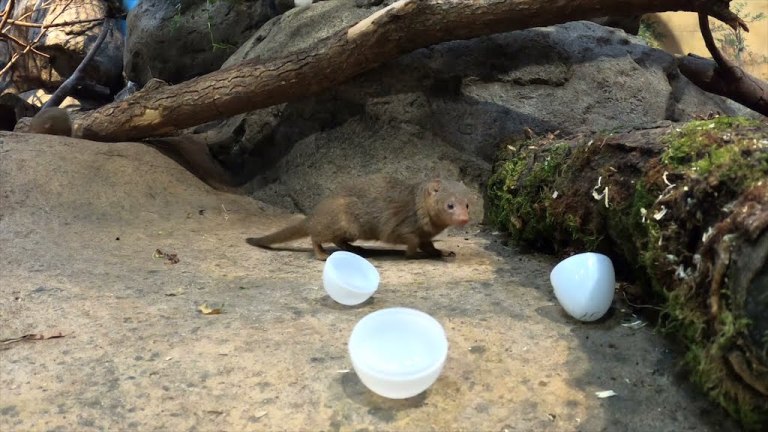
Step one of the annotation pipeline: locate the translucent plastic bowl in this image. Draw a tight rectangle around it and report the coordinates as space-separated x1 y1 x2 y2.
322 251 379 306
348 307 448 399
550 252 615 322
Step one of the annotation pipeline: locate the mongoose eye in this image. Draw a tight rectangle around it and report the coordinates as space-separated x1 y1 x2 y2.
447 203 455 210
466 203 469 209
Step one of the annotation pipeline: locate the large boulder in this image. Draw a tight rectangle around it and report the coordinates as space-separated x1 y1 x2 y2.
124 0 278 85
202 1 749 214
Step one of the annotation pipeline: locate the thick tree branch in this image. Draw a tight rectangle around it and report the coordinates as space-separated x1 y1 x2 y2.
677 13 768 116
76 0 745 142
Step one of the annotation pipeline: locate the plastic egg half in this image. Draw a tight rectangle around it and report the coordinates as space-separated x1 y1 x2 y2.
550 252 615 322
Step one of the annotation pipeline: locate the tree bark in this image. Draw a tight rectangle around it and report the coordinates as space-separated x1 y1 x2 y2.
74 0 744 142
485 118 768 429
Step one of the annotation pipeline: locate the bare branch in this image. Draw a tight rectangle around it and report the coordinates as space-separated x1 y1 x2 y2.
698 13 731 71
42 18 112 110
0 0 15 36
676 13 768 116
4 16 105 29
0 0 80 79
1 26 49 57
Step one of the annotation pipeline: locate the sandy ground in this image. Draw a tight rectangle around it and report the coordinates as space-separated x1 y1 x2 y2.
0 132 739 431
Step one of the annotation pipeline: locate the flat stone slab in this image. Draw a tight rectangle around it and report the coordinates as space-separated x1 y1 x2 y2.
0 132 737 431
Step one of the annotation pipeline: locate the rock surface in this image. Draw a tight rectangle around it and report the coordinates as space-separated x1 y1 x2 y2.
0 132 741 431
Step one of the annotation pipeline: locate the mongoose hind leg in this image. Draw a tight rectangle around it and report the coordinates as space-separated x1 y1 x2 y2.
420 240 456 258
312 240 330 261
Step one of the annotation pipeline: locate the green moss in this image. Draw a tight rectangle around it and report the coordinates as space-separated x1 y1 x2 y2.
662 117 767 190
686 314 763 426
601 180 664 287
662 282 767 428
660 119 768 428
563 213 602 250
662 117 759 160
486 141 572 248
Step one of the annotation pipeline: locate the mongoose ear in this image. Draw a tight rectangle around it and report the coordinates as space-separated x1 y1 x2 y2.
428 179 442 195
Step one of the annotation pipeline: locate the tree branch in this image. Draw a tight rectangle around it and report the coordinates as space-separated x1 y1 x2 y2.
0 0 74 78
4 16 106 28
75 0 747 142
677 13 768 116
0 0 15 35
42 18 112 110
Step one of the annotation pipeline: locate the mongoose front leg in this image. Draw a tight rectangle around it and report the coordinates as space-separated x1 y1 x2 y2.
404 239 421 259
312 240 330 261
419 240 456 258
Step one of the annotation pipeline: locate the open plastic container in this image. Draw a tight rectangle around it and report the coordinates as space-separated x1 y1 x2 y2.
348 307 448 399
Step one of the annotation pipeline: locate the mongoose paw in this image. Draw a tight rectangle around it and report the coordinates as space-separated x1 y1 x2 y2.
441 250 456 258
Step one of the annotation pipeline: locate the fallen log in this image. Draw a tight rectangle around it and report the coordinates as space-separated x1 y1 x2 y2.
486 117 768 429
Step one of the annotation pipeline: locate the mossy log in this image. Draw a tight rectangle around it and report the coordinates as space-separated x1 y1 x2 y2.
486 117 768 429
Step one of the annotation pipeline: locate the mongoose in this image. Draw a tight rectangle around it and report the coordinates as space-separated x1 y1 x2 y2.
247 175 471 260
28 107 73 136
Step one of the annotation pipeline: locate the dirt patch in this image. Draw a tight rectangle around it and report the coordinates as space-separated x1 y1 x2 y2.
0 132 738 431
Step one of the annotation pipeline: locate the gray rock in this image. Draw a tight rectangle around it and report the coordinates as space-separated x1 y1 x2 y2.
124 0 276 85
223 0 372 67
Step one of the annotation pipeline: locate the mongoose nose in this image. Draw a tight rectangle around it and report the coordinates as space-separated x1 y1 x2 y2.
456 215 470 226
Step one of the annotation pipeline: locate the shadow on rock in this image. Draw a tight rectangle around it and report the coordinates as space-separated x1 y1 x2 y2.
339 372 427 422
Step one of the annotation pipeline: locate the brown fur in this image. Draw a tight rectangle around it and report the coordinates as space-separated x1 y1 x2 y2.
247 175 471 260
28 107 72 137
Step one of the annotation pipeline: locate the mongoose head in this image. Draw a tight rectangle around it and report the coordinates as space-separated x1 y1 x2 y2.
28 107 72 137
425 179 471 227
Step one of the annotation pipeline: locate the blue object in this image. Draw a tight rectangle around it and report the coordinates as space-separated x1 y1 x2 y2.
118 0 140 37
122 0 140 11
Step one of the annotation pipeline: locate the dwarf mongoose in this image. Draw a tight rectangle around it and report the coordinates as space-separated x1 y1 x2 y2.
28 107 73 136
247 175 471 260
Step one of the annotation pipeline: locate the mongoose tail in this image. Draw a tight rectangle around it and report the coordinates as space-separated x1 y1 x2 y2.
246 219 309 248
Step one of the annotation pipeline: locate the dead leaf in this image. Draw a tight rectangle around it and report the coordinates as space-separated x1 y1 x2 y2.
153 249 180 265
198 303 223 315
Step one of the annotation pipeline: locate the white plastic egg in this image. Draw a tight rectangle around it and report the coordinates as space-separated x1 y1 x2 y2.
550 252 615 321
